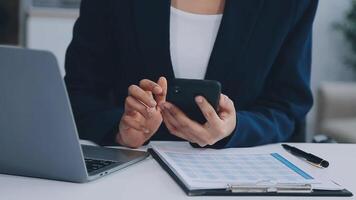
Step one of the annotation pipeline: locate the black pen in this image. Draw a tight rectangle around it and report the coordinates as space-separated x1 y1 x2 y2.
282 144 329 168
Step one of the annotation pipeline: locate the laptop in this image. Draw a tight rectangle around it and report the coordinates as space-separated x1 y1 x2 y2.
0 46 149 182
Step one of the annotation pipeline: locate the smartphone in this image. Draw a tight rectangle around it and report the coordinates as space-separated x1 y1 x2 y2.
166 78 221 124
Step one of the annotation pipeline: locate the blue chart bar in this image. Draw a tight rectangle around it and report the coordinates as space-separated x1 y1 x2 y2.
271 153 314 180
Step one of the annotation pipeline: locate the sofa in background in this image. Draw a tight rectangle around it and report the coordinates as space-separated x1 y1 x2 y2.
315 82 356 143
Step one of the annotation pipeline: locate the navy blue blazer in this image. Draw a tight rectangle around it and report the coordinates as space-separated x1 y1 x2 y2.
65 0 318 148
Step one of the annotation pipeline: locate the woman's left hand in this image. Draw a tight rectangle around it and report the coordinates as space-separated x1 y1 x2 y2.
160 94 237 147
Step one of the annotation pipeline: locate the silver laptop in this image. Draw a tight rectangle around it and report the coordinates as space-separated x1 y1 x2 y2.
0 46 149 182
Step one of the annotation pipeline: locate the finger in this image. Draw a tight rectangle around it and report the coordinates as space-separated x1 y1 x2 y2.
128 84 157 107
184 126 211 147
218 94 236 116
163 103 209 145
162 108 199 143
125 96 155 119
126 110 146 124
139 79 162 94
163 115 190 141
161 107 181 130
120 113 143 130
163 102 194 128
162 109 207 145
195 96 220 126
121 115 149 133
126 110 137 117
118 128 147 148
156 76 167 104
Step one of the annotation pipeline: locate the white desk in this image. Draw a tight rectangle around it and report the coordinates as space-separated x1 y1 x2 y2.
1 143 355 200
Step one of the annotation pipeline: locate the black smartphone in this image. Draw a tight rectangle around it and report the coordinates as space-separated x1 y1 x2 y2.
166 78 221 124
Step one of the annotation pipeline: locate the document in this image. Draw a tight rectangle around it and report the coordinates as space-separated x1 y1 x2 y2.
149 142 343 191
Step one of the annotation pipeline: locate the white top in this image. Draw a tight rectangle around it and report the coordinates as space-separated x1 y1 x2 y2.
170 6 223 79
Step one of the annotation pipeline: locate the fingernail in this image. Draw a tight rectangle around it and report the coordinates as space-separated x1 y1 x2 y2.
195 96 203 103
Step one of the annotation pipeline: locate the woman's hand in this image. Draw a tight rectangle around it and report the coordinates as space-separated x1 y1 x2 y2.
161 94 236 147
117 77 167 148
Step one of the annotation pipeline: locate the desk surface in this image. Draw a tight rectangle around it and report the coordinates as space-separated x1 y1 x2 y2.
1 143 355 200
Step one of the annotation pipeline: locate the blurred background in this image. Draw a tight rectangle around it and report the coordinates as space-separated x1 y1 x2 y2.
1 0 355 143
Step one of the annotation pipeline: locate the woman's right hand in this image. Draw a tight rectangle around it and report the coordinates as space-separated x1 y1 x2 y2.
116 77 167 148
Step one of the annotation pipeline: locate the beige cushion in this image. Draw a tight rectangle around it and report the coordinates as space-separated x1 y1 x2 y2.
321 118 356 143
318 83 356 119
316 82 356 133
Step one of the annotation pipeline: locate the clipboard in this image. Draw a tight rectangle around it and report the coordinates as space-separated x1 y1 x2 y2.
148 148 353 196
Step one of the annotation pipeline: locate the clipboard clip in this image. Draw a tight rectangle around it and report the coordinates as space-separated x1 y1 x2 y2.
227 180 313 193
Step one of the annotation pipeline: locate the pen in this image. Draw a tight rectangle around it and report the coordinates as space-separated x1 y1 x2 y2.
281 144 329 168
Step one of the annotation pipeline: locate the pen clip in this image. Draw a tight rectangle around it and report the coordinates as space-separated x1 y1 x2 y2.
305 159 323 168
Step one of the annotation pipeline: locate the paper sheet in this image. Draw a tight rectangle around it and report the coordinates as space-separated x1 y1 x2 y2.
150 142 342 191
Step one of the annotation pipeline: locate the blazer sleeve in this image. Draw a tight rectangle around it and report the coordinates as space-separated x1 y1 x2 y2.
65 0 123 146
216 0 318 148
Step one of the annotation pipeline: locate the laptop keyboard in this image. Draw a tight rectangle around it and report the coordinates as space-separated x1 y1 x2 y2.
85 158 116 173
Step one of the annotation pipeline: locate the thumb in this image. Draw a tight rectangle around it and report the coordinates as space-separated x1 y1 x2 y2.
218 94 235 115
156 76 167 104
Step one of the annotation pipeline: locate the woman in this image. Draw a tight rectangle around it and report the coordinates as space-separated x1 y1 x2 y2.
65 0 318 148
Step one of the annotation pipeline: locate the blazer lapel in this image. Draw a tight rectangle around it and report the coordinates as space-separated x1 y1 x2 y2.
132 0 175 81
205 0 264 81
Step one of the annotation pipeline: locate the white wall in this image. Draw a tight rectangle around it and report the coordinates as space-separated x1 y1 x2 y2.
308 0 356 140
26 8 78 76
